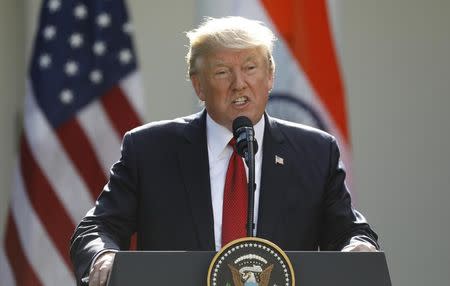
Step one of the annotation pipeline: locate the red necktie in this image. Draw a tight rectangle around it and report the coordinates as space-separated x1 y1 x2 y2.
221 138 248 246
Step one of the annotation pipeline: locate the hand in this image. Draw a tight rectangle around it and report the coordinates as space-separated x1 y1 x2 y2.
341 242 378 252
89 252 116 286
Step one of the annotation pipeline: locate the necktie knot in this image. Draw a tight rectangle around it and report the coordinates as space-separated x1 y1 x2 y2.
228 138 236 148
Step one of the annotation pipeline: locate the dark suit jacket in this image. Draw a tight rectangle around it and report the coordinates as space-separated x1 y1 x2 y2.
70 110 378 282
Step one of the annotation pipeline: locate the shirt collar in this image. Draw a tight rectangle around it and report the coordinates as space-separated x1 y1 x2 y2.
206 113 265 162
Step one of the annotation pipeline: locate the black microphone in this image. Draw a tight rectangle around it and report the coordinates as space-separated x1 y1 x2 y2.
232 116 258 166
232 116 258 237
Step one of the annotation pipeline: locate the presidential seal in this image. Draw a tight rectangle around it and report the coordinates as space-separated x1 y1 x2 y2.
207 237 295 286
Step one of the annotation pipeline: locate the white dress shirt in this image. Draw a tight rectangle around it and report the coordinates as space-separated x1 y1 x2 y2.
206 114 264 251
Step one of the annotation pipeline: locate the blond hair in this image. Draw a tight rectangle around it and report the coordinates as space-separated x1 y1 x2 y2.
186 16 276 76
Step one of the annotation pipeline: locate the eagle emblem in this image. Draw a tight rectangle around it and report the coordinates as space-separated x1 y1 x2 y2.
229 263 274 286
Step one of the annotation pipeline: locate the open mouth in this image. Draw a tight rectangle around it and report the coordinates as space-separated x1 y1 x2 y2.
232 96 249 105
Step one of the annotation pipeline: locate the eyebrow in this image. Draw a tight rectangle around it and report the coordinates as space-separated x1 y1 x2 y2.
209 55 258 68
210 62 228 68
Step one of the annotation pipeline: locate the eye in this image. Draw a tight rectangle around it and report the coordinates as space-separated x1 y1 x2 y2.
245 64 257 72
214 69 229 78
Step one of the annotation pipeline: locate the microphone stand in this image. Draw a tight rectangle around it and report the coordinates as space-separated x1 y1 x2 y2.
244 130 256 237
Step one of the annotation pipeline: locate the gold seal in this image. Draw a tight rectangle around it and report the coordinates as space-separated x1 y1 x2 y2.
207 237 295 286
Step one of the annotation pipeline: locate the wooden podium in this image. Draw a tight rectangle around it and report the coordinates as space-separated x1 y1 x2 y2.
107 251 391 285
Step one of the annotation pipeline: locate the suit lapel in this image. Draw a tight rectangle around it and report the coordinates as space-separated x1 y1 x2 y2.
177 111 215 250
257 114 292 241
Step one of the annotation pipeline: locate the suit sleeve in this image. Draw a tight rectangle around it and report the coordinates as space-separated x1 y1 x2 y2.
319 137 379 250
69 131 139 283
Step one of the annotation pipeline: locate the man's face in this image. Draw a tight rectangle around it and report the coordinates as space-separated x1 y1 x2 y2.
191 48 274 131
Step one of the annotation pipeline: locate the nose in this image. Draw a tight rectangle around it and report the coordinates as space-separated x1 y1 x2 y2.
231 70 247 92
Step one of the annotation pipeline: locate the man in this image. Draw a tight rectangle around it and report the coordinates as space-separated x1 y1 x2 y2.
70 16 379 286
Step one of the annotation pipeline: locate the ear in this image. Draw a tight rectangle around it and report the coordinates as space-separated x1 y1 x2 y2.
190 74 205 101
268 70 274 91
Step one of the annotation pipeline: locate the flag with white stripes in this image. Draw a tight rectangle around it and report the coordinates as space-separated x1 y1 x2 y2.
0 0 144 285
197 0 353 184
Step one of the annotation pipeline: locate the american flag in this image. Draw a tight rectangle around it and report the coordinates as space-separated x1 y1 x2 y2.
0 0 144 285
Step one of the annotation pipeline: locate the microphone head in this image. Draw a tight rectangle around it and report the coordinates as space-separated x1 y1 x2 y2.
232 116 253 138
232 116 258 158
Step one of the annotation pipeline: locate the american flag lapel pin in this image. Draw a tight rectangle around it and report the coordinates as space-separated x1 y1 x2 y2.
275 155 284 165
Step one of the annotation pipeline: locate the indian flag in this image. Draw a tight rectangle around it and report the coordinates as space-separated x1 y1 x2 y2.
196 0 353 186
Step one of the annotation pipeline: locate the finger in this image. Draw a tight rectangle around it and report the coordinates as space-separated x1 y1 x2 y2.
341 245 357 252
98 263 111 286
89 267 100 286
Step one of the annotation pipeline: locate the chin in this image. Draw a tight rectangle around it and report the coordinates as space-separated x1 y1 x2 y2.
230 111 263 126
248 114 263 125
